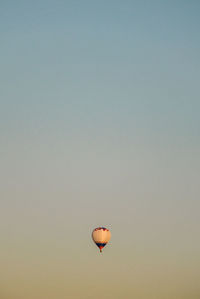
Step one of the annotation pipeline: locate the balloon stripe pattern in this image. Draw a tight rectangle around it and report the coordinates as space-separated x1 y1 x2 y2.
92 227 111 252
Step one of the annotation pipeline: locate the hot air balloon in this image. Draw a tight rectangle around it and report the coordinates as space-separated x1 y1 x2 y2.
92 227 111 252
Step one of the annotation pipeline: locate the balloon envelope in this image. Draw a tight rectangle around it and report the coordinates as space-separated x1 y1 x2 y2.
92 227 111 252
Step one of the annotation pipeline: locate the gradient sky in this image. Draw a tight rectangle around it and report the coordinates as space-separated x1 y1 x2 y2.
1 1 200 298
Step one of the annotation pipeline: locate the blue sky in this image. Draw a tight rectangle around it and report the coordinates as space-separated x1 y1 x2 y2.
1 0 200 143
1 1 200 298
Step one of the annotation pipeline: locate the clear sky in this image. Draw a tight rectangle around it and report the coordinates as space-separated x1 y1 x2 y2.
1 1 200 298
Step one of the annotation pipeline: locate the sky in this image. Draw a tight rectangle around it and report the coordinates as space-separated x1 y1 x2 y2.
0 1 200 298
